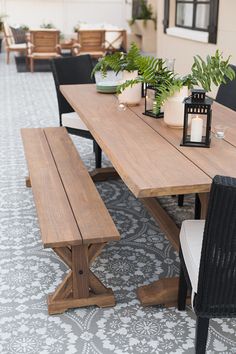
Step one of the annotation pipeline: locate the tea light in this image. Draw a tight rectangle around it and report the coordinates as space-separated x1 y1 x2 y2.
214 124 227 139
190 116 203 142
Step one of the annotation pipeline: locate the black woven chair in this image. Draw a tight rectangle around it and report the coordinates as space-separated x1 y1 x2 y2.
178 175 236 353
51 55 102 168
215 64 236 111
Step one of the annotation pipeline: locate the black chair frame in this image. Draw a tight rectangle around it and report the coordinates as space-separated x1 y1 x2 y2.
51 55 102 168
178 175 236 353
215 64 236 112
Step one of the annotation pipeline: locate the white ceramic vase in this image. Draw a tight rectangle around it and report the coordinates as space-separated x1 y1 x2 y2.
118 70 141 106
163 86 189 128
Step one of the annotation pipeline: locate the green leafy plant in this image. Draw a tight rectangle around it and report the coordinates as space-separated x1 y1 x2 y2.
129 0 156 28
40 22 55 29
19 24 29 31
188 50 235 92
92 42 142 76
154 50 235 113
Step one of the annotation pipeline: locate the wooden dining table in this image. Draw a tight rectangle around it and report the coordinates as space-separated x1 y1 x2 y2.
60 83 236 307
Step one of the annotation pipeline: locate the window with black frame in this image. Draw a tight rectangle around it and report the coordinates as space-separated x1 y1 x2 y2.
176 0 210 31
163 0 219 44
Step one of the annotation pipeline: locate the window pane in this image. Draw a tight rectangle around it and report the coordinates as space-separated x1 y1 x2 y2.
196 4 210 29
176 3 194 27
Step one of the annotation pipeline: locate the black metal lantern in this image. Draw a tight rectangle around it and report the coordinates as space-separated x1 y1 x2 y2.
143 85 164 118
181 89 213 148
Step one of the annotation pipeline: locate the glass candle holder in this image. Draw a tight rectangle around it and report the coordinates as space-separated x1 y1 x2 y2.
214 124 227 139
165 58 176 72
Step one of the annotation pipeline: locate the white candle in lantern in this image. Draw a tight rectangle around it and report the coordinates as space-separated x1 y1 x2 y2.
190 116 203 142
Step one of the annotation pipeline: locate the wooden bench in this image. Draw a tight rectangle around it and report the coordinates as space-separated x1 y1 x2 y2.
21 127 120 314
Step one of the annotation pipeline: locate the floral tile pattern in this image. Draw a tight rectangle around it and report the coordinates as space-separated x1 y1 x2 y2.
0 54 236 353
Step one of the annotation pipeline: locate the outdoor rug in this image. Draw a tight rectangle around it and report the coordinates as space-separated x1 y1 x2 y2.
0 54 236 353
15 56 52 73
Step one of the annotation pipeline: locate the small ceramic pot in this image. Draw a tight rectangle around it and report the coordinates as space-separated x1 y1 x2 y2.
163 86 189 128
118 70 141 106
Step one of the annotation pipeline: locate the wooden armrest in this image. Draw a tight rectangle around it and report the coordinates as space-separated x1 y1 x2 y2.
72 43 81 56
56 44 62 54
26 41 34 55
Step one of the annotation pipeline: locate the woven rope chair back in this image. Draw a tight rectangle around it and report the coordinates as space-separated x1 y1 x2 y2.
195 175 236 317
51 55 95 116
215 64 236 111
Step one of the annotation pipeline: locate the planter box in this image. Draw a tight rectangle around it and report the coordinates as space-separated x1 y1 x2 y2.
129 19 156 53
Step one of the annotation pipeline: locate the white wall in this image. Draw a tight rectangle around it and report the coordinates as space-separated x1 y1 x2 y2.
1 0 131 36
156 0 236 76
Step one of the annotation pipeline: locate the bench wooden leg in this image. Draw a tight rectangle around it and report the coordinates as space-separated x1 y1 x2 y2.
48 243 115 314
25 176 31 188
90 167 120 182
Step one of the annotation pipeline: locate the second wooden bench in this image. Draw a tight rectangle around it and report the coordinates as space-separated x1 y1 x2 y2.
21 127 120 315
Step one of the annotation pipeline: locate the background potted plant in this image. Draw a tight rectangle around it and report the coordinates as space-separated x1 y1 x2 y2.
129 0 156 28
40 22 56 29
129 0 156 53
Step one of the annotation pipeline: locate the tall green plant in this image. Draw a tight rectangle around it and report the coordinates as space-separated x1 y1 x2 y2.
129 0 156 27
155 50 235 112
92 42 142 76
190 50 235 92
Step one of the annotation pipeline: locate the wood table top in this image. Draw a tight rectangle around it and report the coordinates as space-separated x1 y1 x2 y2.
60 84 236 198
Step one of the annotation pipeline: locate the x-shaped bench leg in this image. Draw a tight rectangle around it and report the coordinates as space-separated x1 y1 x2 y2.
48 244 115 314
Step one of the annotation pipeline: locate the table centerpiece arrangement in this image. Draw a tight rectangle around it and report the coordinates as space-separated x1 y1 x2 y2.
93 45 235 129
118 49 235 127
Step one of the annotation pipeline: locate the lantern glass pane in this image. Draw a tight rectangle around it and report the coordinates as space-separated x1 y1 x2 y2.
146 89 156 112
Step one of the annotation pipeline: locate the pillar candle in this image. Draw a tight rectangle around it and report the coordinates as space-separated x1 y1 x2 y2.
190 116 203 142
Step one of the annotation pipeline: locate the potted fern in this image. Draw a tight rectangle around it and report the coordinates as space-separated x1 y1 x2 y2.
161 50 235 127
93 43 143 105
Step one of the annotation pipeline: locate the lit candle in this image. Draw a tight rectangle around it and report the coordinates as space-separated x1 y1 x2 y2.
153 100 157 112
190 116 203 142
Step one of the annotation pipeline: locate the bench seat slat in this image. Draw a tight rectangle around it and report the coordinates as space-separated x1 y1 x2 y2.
21 128 83 248
44 127 120 244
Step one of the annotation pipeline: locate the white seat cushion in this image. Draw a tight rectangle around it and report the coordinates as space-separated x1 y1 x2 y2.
61 112 89 131
179 220 205 293
10 43 27 50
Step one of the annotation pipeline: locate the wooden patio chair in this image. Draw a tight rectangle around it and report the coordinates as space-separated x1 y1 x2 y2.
3 22 27 64
105 29 127 53
75 29 106 58
27 29 61 72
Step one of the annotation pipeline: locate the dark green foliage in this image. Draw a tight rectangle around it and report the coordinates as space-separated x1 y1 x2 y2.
40 22 55 29
92 42 141 76
154 50 235 113
191 50 235 92
129 0 156 27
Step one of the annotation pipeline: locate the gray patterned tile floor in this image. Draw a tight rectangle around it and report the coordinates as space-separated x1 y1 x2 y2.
0 54 236 353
